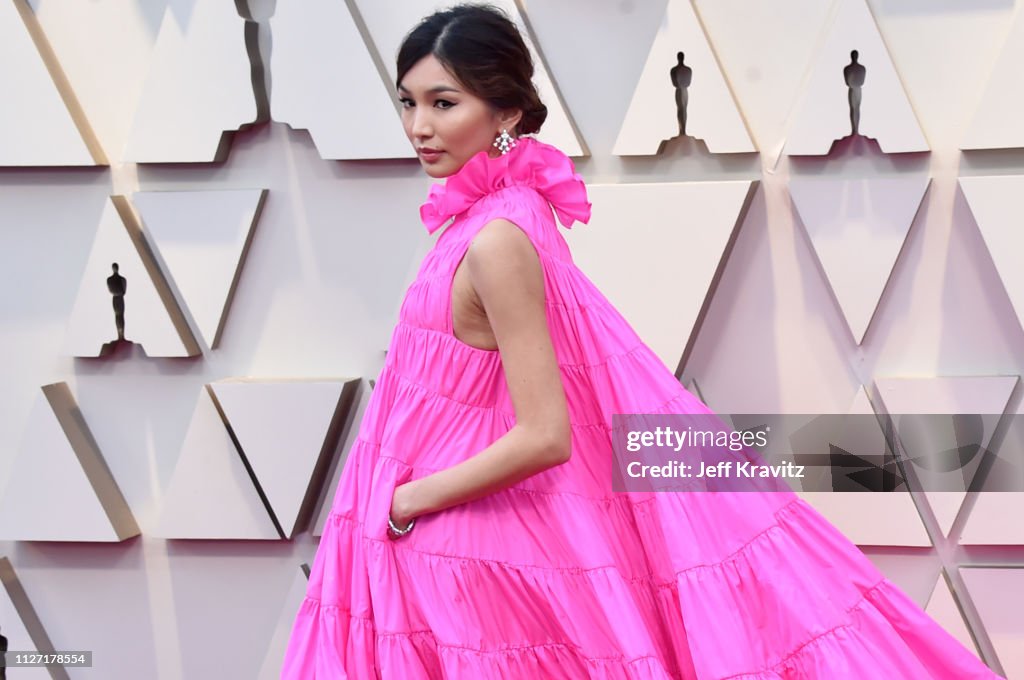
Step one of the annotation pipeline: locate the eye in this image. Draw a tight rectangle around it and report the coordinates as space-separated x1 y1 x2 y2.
398 97 414 108
435 99 454 109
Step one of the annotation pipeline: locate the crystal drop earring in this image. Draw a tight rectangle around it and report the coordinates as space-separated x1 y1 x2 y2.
493 128 517 155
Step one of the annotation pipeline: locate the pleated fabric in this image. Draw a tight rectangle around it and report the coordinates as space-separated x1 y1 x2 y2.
281 137 1004 679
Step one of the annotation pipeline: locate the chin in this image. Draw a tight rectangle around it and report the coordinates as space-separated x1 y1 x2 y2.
423 164 455 179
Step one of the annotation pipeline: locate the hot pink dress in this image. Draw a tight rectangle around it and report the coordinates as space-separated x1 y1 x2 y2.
280 136 1004 679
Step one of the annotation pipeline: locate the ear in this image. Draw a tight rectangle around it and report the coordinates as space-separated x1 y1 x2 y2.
496 107 524 135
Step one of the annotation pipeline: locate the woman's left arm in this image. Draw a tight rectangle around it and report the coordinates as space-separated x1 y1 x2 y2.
389 217 572 530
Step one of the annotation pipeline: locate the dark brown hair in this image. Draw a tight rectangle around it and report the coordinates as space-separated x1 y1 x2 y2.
396 3 548 135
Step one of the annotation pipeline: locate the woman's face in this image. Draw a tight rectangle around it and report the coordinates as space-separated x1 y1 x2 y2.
398 54 521 178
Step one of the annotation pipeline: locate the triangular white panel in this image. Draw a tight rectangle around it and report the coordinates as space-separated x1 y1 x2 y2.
357 0 584 156
923 572 985 661
790 176 929 343
564 181 753 371
314 379 374 537
960 395 1024 545
794 386 931 546
258 564 310 680
612 0 754 155
963 6 1024 150
960 176 1024 335
61 197 199 357
0 383 138 542
134 189 265 348
874 376 1017 537
270 0 412 159
210 378 358 539
153 386 279 539
961 567 1024 677
0 0 102 166
689 0 833 164
784 0 928 155
961 491 1024 545
122 0 256 163
0 558 62 679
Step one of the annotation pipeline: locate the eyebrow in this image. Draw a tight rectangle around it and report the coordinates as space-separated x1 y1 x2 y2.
396 84 461 95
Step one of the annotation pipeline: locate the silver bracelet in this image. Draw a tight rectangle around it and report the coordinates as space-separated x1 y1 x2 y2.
388 515 415 536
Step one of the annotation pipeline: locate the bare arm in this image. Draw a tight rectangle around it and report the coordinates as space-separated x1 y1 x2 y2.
389 218 571 529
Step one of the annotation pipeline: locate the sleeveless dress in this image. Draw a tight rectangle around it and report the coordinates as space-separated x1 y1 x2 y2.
280 136 1004 679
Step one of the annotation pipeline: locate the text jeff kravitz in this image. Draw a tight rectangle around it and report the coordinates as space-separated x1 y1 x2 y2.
626 460 805 479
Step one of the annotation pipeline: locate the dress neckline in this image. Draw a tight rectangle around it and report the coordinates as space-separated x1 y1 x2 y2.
418 136 592 235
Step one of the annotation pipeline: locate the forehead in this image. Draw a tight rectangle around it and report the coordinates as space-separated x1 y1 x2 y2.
397 54 462 92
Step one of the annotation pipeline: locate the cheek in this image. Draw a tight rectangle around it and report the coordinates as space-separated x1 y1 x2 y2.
449 106 490 138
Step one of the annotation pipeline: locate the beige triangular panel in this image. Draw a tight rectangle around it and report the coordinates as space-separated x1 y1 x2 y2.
612 0 754 155
693 0 833 165
961 490 1024 545
962 6 1024 150
923 571 986 661
210 378 359 539
314 379 374 537
784 0 928 155
564 181 755 372
122 0 256 163
61 196 200 357
357 0 585 156
874 376 1017 538
258 563 310 680
0 383 138 542
0 557 68 679
961 567 1024 676
790 176 929 344
960 176 1024 336
794 386 931 546
153 386 278 539
134 189 266 348
0 0 104 166
269 0 412 159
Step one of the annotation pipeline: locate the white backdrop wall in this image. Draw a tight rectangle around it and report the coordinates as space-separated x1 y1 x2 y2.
1 0 1023 677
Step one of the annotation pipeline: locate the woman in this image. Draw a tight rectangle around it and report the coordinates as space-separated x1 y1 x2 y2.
282 4 1004 678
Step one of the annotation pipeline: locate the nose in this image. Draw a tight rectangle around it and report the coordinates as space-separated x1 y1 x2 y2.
410 106 432 140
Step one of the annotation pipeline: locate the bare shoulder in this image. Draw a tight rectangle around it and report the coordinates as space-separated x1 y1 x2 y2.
466 218 536 263
465 219 540 286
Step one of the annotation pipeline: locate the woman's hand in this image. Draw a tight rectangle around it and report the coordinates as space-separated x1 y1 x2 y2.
388 480 420 536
